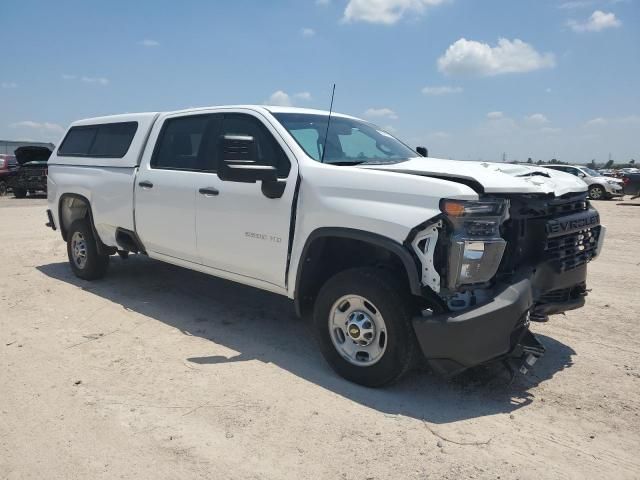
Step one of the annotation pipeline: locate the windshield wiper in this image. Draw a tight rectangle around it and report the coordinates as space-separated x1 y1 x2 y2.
327 161 367 166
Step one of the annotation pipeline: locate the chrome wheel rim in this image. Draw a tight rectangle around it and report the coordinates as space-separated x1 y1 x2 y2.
590 187 603 199
71 232 88 269
329 295 387 367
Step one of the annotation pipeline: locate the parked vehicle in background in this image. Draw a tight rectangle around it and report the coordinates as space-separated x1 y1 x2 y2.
621 173 640 197
46 106 604 387
0 154 18 196
544 165 624 200
9 146 51 198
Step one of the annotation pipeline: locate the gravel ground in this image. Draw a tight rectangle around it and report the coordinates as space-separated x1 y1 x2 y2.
1 196 639 480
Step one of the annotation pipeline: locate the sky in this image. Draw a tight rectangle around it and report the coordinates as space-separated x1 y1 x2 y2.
1 0 638 164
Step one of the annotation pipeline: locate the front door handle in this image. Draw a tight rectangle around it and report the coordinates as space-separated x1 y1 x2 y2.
138 180 153 189
199 187 219 196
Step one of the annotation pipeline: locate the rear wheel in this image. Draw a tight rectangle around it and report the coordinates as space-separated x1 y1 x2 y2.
13 187 27 198
588 185 605 200
67 219 109 280
313 267 418 387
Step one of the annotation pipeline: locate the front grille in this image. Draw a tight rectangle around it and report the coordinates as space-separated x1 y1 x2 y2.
544 226 600 272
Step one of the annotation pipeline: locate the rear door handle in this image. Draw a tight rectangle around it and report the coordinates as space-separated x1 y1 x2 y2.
138 181 153 189
199 187 219 196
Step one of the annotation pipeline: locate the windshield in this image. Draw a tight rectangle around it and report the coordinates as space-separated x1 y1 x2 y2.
272 113 417 165
582 167 600 177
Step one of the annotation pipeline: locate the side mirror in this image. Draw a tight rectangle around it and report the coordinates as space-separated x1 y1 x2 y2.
416 146 428 157
218 134 277 183
577 172 586 178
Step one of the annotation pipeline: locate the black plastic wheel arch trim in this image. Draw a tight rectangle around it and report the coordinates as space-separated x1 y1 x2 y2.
293 227 422 317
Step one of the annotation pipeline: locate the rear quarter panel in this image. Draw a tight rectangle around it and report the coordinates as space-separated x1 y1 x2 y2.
47 113 159 245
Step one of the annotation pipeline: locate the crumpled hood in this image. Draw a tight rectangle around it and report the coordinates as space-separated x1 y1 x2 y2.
362 158 588 197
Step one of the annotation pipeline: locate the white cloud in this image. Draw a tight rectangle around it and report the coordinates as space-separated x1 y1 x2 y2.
138 39 160 47
558 0 595 9
421 85 463 95
1 82 17 88
266 90 293 106
301 28 316 37
62 74 109 85
525 113 550 124
9 121 64 133
568 10 621 32
80 76 109 86
487 111 504 119
363 108 399 120
437 38 556 76
265 90 313 106
585 117 607 127
585 115 640 127
343 0 446 25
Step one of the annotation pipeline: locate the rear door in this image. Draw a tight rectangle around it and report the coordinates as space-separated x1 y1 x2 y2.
135 113 221 262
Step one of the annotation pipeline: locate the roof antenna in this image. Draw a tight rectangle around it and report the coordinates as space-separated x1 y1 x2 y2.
320 83 336 164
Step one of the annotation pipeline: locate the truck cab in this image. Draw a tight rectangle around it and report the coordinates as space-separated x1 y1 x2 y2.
46 106 605 387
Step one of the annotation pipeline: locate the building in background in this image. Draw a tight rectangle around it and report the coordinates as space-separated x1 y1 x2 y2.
0 140 55 156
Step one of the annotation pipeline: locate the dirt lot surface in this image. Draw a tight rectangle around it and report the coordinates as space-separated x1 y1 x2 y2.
1 196 639 479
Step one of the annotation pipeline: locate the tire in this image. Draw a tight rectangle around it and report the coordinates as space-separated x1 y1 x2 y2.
313 267 418 387
13 188 27 198
588 185 605 200
0 181 7 196
66 219 110 280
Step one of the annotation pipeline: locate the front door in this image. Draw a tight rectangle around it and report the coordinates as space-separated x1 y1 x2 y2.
195 112 298 288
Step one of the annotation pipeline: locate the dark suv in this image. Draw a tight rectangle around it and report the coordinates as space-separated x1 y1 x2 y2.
9 146 52 198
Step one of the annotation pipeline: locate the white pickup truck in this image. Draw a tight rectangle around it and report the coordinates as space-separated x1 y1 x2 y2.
46 105 604 386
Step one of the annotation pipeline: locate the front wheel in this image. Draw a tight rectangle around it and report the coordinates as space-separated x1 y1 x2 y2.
13 187 27 198
0 181 7 196
67 219 110 280
313 267 418 387
588 185 605 200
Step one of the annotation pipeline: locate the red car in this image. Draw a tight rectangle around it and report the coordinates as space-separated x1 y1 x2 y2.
0 154 18 196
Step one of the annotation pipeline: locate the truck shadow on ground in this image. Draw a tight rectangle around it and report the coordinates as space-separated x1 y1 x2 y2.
37 255 575 424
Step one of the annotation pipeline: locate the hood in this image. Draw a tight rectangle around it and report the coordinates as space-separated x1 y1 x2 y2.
15 146 52 165
361 158 588 197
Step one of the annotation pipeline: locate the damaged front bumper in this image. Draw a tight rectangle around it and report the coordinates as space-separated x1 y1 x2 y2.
413 276 545 376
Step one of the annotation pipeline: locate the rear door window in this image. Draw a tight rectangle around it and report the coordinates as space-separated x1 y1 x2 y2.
151 115 221 171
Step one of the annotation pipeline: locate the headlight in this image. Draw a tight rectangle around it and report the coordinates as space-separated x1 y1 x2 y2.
440 199 507 217
440 199 509 290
